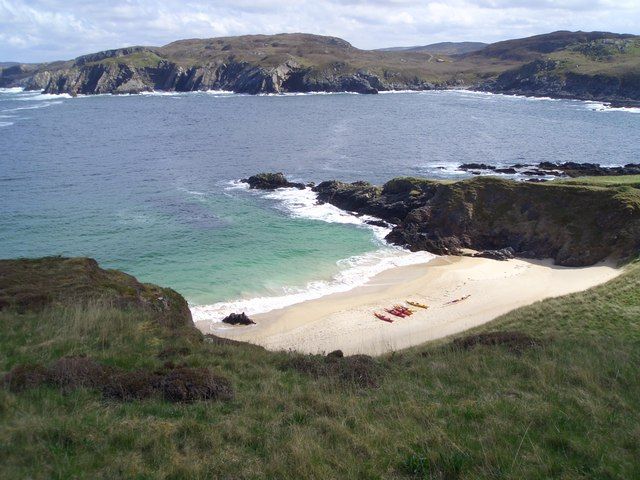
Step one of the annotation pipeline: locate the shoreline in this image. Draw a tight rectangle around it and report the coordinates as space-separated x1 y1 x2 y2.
4 86 639 110
196 256 622 355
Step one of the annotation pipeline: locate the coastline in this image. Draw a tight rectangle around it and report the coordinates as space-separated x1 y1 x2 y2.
196 256 622 355
3 86 639 112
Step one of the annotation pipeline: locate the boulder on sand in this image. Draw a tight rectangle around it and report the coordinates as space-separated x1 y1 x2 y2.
475 247 515 261
221 312 255 325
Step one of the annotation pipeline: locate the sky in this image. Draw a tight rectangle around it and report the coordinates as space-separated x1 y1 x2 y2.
1 0 639 63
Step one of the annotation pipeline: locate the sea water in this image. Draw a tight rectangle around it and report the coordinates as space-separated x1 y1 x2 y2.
1 88 638 321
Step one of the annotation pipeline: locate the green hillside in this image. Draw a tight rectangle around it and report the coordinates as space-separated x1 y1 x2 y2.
2 30 638 101
1 252 639 478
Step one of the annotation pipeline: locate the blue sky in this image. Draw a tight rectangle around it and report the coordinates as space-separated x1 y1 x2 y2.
1 0 639 62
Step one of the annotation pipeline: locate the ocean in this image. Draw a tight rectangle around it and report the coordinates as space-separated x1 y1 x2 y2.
1 87 638 322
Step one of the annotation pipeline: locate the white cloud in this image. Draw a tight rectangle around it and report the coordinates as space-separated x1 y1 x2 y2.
0 0 638 62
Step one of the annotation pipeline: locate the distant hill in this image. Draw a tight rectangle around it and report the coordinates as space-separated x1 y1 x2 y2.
466 30 636 61
0 30 637 105
378 42 487 55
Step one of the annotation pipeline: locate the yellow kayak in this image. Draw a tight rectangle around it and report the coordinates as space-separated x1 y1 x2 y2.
407 301 429 309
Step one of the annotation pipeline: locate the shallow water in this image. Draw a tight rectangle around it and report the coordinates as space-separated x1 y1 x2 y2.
1 88 638 320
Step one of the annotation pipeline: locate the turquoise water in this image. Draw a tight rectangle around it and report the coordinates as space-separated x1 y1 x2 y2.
1 88 638 320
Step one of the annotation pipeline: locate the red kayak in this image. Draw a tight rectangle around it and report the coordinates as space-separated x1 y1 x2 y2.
385 308 407 318
374 312 393 323
394 305 413 315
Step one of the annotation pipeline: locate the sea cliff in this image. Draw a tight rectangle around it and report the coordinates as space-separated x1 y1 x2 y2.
2 31 639 104
245 172 640 266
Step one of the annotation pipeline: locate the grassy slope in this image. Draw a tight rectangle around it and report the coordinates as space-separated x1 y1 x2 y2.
557 175 640 188
10 31 635 93
155 33 484 84
549 38 640 77
1 258 640 478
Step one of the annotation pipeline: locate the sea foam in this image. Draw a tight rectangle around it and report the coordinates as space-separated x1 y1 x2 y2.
584 101 640 114
190 182 435 323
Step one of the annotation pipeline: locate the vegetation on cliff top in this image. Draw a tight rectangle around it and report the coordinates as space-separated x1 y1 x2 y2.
1 253 639 478
1 30 638 101
314 175 640 266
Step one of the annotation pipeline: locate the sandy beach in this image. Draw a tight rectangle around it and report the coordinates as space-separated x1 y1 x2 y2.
196 256 622 355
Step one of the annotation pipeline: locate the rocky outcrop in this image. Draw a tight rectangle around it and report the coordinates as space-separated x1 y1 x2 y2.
311 176 640 266
221 313 255 325
3 31 638 102
483 59 640 106
242 172 305 190
459 162 640 178
474 247 515 261
0 257 195 331
12 56 416 95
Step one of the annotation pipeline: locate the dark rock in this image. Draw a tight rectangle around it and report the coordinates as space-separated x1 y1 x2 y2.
475 247 515 261
365 219 389 228
327 350 344 358
459 163 496 171
242 172 305 190
495 168 518 174
526 178 548 183
221 312 255 325
306 175 640 266
537 162 640 177
386 226 463 256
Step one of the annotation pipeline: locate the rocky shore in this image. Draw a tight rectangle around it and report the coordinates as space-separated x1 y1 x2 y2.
2 31 638 104
458 161 640 179
244 172 640 267
480 59 640 108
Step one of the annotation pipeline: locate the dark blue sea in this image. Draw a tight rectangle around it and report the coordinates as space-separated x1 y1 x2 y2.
1 88 638 321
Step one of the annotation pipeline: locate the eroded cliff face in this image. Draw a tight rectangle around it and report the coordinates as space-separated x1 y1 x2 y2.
313 177 640 266
2 31 637 101
20 57 427 95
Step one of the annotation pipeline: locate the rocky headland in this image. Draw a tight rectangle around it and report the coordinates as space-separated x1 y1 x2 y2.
246 171 640 267
1 31 638 105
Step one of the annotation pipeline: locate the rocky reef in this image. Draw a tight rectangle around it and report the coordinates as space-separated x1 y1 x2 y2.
242 172 306 190
459 162 640 179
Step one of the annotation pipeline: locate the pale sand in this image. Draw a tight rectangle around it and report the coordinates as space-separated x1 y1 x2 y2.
195 256 622 355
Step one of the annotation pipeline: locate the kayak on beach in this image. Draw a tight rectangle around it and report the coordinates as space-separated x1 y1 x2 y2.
444 294 471 305
407 301 429 309
374 312 393 323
